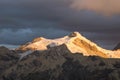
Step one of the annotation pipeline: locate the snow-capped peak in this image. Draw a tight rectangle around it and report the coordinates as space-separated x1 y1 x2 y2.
17 32 81 51
17 31 120 58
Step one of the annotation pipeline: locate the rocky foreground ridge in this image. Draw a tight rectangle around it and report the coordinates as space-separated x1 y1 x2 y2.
1 32 120 80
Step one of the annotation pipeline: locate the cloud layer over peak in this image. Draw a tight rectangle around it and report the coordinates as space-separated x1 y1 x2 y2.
0 0 120 49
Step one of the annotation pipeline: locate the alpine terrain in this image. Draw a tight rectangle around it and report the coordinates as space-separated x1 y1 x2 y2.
1 32 120 80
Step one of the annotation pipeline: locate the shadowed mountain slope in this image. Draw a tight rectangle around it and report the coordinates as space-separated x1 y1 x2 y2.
1 45 120 80
114 43 120 50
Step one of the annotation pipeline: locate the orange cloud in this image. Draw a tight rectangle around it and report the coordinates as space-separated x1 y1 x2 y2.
71 0 120 15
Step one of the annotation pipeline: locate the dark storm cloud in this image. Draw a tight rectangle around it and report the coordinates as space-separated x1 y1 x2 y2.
0 28 69 45
0 0 120 49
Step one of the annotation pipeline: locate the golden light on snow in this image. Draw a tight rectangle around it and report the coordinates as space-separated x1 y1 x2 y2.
17 32 120 59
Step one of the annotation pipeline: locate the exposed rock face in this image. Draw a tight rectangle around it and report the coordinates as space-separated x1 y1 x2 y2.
1 45 120 80
0 46 10 54
68 32 78 37
0 46 19 78
114 43 120 50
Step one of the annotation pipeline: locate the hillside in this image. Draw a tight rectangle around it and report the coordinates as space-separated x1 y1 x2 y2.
1 45 120 80
1 32 120 80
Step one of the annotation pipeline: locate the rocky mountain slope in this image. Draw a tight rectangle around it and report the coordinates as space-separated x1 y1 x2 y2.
1 32 120 80
1 45 120 80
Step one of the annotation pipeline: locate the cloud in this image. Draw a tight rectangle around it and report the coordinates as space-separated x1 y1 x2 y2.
0 44 19 49
0 28 69 45
71 0 120 15
0 0 120 49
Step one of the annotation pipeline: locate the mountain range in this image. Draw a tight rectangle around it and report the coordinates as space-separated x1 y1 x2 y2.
0 32 120 80
17 32 120 58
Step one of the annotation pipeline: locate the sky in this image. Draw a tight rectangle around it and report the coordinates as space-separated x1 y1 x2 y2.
0 0 120 49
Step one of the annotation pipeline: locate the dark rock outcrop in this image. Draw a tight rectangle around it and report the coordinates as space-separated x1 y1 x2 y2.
114 43 120 50
0 46 19 79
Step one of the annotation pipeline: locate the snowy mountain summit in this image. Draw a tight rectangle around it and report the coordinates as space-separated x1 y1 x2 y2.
17 32 120 58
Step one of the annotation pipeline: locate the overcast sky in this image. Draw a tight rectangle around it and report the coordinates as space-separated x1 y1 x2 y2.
0 0 120 49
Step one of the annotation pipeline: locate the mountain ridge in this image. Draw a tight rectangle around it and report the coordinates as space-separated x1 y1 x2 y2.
16 32 120 58
1 32 120 80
